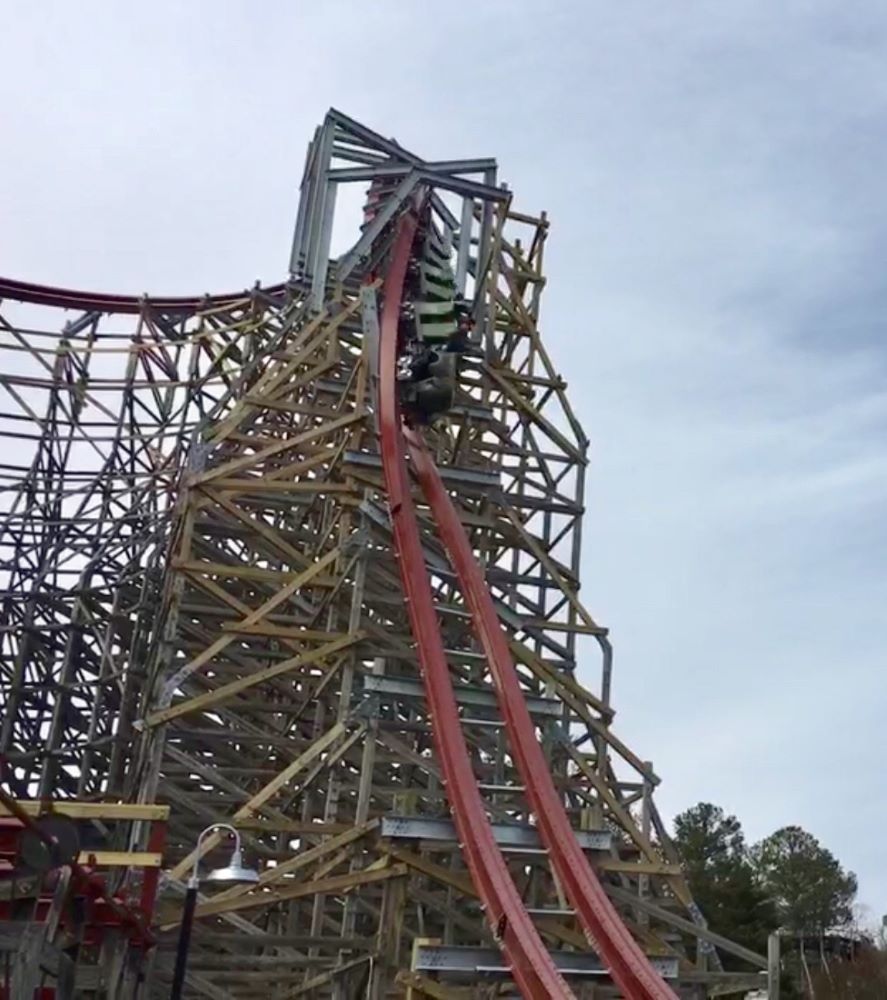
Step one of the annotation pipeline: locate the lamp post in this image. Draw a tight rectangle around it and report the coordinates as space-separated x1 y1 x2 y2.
170 823 259 1000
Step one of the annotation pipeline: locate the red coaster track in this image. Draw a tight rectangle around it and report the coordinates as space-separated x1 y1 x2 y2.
377 211 575 998
377 208 677 1000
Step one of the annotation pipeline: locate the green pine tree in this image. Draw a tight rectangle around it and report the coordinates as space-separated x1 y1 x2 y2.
752 826 857 935
673 803 778 965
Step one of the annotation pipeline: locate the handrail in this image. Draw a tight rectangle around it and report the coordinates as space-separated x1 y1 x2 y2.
405 427 678 1000
376 211 574 999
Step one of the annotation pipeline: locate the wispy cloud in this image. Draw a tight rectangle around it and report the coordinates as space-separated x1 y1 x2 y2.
1 0 883 915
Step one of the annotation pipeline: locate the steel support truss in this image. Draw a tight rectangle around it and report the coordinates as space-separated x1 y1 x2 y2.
0 111 766 998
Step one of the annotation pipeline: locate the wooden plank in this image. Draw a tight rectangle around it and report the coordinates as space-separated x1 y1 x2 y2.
231 820 354 834
157 559 345 711
199 821 378 913
567 747 689 916
163 745 290 826
485 363 583 463
168 721 350 881
261 447 338 483
174 561 338 586
77 850 162 868
147 633 360 726
172 862 408 921
203 489 316 569
520 618 599 634
508 638 610 720
396 970 469 999
207 479 352 493
0 801 169 821
384 846 473 897
502 506 601 633
217 623 343 641
206 309 343 443
382 847 585 950
284 954 374 998
234 724 348 816
194 412 363 485
606 884 767 970
598 859 681 876
184 573 321 663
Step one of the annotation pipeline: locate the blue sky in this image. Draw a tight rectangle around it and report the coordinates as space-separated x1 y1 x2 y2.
2 2 884 922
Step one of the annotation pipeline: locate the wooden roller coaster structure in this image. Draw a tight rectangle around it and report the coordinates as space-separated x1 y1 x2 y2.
0 111 768 998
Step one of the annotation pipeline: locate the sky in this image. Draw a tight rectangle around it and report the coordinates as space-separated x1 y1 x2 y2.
2 1 885 921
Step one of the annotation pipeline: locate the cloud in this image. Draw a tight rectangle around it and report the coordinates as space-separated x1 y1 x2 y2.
1 0 884 915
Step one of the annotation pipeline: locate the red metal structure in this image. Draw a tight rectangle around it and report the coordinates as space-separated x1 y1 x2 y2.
0 782 166 997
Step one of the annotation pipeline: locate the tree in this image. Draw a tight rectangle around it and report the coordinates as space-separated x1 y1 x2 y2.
674 802 745 870
752 826 858 935
809 947 887 1000
672 803 777 962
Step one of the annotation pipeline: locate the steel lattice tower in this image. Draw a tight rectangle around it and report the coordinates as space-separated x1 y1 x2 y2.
0 112 767 998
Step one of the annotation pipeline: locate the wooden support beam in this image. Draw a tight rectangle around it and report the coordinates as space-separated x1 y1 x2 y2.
201 821 378 912
168 863 408 922
147 633 361 726
0 802 170 821
283 953 374 998
77 850 162 868
396 970 468 999
168 721 351 881
154 552 344 709
194 412 364 486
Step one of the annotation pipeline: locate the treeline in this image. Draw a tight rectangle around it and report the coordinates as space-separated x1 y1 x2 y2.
671 803 887 997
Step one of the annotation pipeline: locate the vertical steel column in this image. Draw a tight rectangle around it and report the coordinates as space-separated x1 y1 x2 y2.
455 196 474 298
290 126 321 275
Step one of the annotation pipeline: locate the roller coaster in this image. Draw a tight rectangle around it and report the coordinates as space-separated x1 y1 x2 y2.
0 111 769 997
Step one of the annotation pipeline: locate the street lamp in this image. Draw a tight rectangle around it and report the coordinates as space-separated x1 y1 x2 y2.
170 823 259 1000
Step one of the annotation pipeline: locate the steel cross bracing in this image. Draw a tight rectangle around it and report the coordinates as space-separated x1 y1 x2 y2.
0 111 767 998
